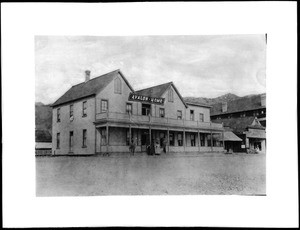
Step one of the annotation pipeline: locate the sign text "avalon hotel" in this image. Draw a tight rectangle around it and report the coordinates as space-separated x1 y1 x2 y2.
128 93 165 105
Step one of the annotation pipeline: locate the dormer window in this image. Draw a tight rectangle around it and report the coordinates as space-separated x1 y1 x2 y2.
168 88 174 102
114 78 122 94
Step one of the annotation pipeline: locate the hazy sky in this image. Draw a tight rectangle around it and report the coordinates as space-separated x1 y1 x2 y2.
35 35 266 104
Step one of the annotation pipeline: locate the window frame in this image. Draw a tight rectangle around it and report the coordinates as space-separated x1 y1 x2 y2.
190 110 194 121
82 101 87 117
126 102 133 114
190 133 196 146
169 132 174 146
56 133 60 149
101 99 109 113
69 131 74 152
177 110 182 120
114 77 122 94
70 104 74 121
82 129 87 148
168 88 174 102
57 108 60 122
199 113 204 122
177 133 183 146
159 108 165 118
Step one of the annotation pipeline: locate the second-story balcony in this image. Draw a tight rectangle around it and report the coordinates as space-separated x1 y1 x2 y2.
96 112 223 131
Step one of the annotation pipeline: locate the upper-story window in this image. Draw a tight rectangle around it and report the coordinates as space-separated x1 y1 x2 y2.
168 88 174 102
142 103 151 116
199 113 204 122
114 78 122 94
159 108 165 118
70 104 74 121
190 110 194 121
101 99 108 113
126 103 132 114
82 101 87 117
177 110 182 120
57 108 61 122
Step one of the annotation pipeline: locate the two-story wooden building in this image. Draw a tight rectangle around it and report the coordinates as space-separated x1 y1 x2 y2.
51 70 225 155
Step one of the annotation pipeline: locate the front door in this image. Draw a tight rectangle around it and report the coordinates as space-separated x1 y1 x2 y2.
141 130 150 152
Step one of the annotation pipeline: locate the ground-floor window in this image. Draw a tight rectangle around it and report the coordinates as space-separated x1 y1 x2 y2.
178 133 183 146
169 132 174 146
200 133 205 146
82 129 87 147
100 128 106 145
207 134 211 147
69 131 73 152
56 133 60 149
190 133 196 146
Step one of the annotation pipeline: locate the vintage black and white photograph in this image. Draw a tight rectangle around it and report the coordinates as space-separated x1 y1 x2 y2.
3 2 298 228
35 35 267 196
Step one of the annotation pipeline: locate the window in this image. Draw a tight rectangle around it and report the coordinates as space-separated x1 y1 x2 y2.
190 110 194 121
207 134 212 147
200 133 205 146
70 104 74 121
69 131 74 152
178 133 183 146
114 78 122 94
168 89 174 102
82 101 87 117
100 128 106 145
82 129 87 148
57 108 60 122
199 113 204 122
142 104 151 116
177 110 182 119
56 133 60 149
101 100 108 113
126 103 132 114
159 108 165 118
169 133 174 146
191 134 196 146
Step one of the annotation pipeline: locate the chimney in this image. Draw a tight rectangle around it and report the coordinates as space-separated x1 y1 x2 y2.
260 94 266 106
222 102 227 112
85 70 91 82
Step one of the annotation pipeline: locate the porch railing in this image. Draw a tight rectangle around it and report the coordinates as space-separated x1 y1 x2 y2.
96 112 223 130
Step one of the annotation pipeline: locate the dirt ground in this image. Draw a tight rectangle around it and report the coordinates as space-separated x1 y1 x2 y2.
36 153 266 196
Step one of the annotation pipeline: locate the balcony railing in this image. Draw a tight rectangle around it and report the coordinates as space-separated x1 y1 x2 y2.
96 112 223 130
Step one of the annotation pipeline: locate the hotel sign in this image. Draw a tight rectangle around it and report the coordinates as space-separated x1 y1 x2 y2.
128 93 165 105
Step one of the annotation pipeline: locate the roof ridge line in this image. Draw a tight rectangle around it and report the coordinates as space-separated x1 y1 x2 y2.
71 69 120 87
136 81 173 92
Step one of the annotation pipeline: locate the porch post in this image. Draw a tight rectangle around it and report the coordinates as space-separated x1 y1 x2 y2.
210 131 213 151
149 126 152 146
106 124 109 153
222 131 225 149
167 128 170 153
198 129 201 153
183 129 186 152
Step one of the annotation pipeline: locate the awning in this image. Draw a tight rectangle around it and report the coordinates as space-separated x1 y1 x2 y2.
223 131 242 141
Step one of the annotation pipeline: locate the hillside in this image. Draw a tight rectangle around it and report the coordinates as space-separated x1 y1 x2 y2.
184 93 240 105
35 102 52 134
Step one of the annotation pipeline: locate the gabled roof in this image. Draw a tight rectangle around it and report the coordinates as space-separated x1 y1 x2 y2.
136 82 188 108
210 94 266 116
185 101 212 108
51 69 134 107
212 116 265 134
